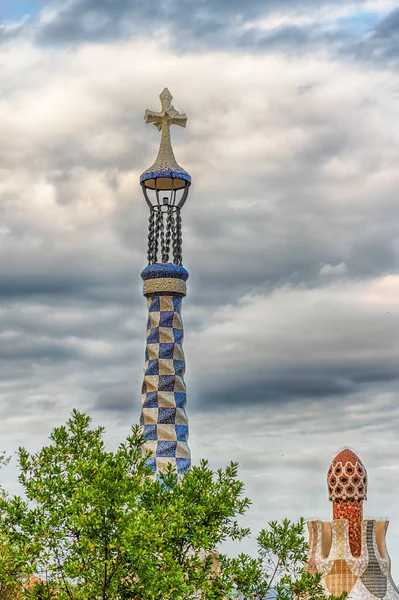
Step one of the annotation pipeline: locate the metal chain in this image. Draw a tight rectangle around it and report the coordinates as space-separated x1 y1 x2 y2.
173 208 183 265
162 208 173 263
178 210 183 265
172 210 178 264
147 209 156 264
159 209 166 263
154 208 162 263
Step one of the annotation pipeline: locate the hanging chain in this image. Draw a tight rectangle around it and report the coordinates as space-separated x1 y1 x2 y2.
173 208 183 265
159 209 166 263
147 209 156 264
177 210 183 265
154 208 162 264
162 208 173 263
172 211 178 264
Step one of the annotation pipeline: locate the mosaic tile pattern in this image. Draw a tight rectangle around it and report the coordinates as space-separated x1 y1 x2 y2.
140 263 190 478
346 520 369 576
307 519 399 599
141 262 189 281
361 522 387 598
328 449 367 557
325 559 358 596
333 499 363 557
308 449 399 600
328 449 367 501
307 521 320 575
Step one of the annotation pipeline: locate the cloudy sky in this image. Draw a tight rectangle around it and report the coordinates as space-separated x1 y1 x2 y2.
0 0 399 579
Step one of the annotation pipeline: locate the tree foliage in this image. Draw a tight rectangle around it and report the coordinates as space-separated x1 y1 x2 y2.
0 411 346 600
0 410 249 599
0 453 23 600
222 518 347 600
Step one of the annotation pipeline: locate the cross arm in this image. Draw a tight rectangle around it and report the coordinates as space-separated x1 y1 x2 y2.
144 109 163 130
169 114 187 128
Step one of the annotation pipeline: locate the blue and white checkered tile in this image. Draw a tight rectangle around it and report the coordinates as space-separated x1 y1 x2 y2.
140 294 191 477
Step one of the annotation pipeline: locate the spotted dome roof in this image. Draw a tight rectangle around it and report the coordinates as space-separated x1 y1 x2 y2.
327 449 367 501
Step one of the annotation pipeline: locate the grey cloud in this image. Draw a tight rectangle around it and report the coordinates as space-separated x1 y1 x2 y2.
183 187 399 307
33 0 366 51
94 383 137 413
348 9 399 64
0 337 79 362
0 22 26 44
35 0 160 45
235 24 332 53
0 266 139 303
374 8 399 40
189 341 399 411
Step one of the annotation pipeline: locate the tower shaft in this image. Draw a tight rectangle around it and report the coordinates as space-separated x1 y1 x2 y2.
140 264 190 477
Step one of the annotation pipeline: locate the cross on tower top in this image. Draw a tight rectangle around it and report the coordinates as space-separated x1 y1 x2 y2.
144 87 187 132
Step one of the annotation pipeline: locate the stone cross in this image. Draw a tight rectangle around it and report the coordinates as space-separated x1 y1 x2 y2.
144 87 187 132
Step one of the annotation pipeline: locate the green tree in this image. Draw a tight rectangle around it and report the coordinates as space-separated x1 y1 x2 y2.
0 410 249 599
222 518 347 600
0 452 23 600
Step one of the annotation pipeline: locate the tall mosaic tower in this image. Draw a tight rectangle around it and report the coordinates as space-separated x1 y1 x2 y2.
138 88 191 478
307 449 399 600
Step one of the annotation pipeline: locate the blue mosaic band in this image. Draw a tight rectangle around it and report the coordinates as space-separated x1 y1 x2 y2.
140 263 190 477
141 263 189 281
140 168 191 186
